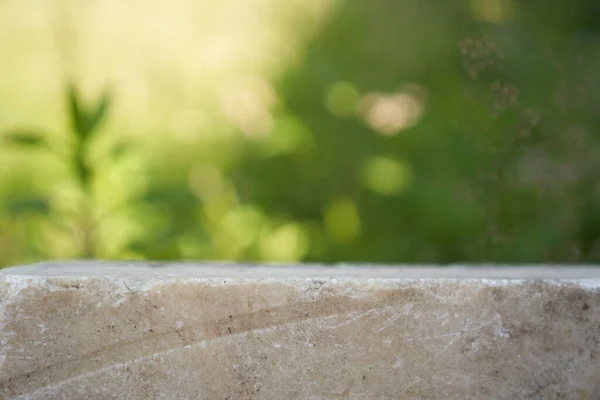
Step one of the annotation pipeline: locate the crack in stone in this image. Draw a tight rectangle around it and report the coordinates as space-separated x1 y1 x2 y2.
1 292 407 397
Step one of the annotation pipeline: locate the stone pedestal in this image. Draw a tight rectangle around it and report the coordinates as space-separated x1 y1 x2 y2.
1 262 599 399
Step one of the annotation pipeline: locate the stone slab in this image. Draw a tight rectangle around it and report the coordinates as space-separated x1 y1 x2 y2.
1 262 600 399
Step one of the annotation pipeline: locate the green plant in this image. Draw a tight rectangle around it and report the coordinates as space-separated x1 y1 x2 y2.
3 83 120 258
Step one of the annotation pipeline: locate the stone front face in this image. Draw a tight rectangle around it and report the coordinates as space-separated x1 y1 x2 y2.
1 264 600 399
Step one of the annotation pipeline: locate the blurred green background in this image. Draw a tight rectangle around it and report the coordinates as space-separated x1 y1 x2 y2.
1 0 600 267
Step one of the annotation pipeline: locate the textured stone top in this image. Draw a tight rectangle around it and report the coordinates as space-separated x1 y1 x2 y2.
3 260 600 280
2 262 600 399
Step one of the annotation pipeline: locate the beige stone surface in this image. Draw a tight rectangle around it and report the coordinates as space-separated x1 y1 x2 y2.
1 262 600 399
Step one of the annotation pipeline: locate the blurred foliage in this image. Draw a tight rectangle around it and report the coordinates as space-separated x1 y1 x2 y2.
3 83 115 258
1 0 600 266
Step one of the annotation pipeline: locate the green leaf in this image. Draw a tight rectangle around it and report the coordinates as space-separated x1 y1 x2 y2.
67 84 111 141
86 90 111 135
2 130 48 149
6 197 50 216
67 84 86 139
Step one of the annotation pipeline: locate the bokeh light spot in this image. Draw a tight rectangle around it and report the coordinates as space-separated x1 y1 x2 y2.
470 0 514 24
324 81 360 118
360 89 424 135
218 76 277 138
263 115 315 157
189 162 240 223
259 223 309 261
361 156 412 196
218 205 265 249
323 196 361 243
